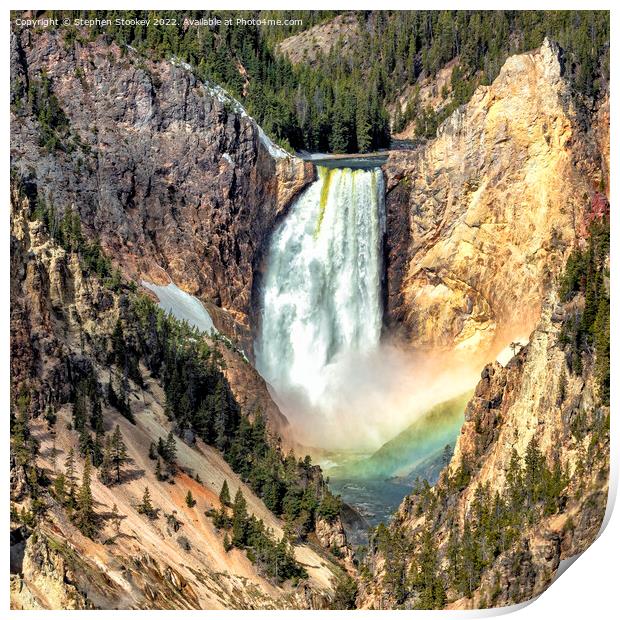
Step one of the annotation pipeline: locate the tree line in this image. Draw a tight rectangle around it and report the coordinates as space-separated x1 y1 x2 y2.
366 437 570 609
559 203 610 404
36 10 608 153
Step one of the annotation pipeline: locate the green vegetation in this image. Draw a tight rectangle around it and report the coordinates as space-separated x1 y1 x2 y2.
213 488 307 584
316 489 342 523
153 432 177 481
42 10 607 153
12 184 342 553
10 11 610 155
392 11 609 137
117 288 340 541
444 439 568 598
559 208 610 404
326 572 358 610
219 480 231 507
137 486 157 519
10 391 48 522
410 529 447 609
10 391 39 469
110 425 130 484
185 490 196 508
367 437 568 607
126 293 336 537
29 198 120 288
75 457 96 536
26 72 69 152
10 10 611 157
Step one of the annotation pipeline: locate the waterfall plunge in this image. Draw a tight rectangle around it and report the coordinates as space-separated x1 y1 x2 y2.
255 165 387 449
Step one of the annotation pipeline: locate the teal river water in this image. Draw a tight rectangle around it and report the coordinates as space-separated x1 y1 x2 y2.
328 477 413 545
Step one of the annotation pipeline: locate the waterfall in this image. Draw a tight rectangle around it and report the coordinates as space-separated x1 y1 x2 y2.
255 165 385 444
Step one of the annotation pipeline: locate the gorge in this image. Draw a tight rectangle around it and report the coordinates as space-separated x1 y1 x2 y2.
10 12 610 611
254 162 478 522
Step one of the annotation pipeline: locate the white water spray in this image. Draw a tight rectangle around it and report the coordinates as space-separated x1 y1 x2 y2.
256 165 480 451
255 166 386 445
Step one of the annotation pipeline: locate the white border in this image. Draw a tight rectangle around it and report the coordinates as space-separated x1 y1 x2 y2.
3 2 617 617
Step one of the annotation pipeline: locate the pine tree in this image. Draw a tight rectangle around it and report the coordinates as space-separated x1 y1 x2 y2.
64 448 77 509
355 89 373 153
213 380 229 451
138 486 156 518
111 425 129 484
219 480 231 507
99 434 113 485
72 382 88 431
78 425 92 458
90 396 104 434
524 438 544 508
329 106 349 153
53 472 66 505
93 430 104 467
185 490 196 508
44 404 57 430
165 431 177 465
157 436 166 458
231 489 248 547
11 392 37 467
593 285 610 404
75 456 96 537
155 458 164 481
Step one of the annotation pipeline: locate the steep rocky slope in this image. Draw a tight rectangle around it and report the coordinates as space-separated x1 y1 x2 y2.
389 59 459 138
359 284 609 609
9 189 349 609
357 41 610 606
383 39 608 361
276 13 360 67
10 28 313 346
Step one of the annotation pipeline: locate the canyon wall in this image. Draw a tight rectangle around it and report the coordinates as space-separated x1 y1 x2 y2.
10 29 313 343
10 188 343 609
360 291 609 608
383 39 608 360
356 39 609 609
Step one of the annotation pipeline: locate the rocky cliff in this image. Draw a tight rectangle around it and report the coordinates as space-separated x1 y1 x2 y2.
10 187 346 609
10 28 314 346
357 41 609 608
359 289 609 609
383 39 608 361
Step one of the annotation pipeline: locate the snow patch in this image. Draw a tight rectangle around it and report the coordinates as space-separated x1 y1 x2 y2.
169 57 290 161
256 126 289 160
141 281 216 335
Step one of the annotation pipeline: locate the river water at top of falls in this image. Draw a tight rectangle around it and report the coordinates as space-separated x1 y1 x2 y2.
255 165 386 448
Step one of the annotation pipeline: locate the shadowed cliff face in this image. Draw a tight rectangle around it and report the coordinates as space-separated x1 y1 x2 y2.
10 29 313 342
383 39 608 361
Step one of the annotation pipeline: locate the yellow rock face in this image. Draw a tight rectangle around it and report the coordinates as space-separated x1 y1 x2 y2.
384 39 607 362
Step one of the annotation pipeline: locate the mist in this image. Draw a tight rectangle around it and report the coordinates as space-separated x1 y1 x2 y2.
265 342 482 453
